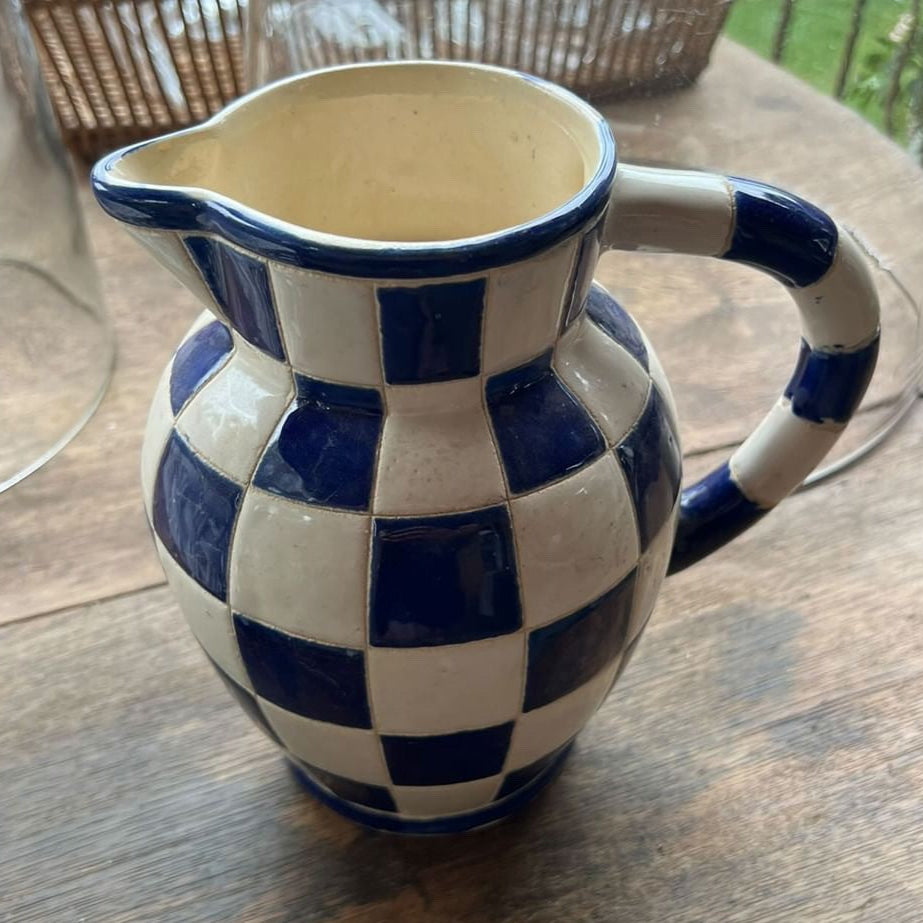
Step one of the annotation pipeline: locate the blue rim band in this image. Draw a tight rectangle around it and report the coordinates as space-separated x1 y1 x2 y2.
91 72 617 280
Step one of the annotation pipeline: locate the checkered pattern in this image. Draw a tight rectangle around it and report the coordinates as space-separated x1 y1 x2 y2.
138 171 882 829
141 221 680 826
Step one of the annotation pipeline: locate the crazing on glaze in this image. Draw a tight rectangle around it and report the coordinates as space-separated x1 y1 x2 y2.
93 62 880 834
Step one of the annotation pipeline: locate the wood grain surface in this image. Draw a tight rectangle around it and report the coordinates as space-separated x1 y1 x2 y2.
2 40 922 922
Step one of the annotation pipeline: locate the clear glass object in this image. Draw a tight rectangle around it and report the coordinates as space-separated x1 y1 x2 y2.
245 2 922 484
246 0 729 96
0 0 115 492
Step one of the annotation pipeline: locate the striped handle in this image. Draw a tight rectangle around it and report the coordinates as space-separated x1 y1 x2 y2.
605 165 880 574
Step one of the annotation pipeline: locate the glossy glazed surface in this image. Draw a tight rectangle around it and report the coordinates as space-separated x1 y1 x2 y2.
142 265 679 829
101 63 880 834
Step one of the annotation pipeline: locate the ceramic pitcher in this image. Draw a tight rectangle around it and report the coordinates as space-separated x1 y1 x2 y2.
92 62 880 834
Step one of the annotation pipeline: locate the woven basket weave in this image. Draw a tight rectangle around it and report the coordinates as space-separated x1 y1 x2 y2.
25 0 731 161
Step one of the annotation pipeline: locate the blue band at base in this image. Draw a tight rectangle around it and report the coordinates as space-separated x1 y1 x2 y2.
287 742 574 835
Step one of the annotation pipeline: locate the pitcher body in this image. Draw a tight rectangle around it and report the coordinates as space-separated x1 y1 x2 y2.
93 61 879 833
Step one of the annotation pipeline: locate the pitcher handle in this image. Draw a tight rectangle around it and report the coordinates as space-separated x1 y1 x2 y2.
603 165 880 574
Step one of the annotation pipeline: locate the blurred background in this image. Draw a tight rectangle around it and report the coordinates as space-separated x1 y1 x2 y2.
20 0 923 165
726 0 923 163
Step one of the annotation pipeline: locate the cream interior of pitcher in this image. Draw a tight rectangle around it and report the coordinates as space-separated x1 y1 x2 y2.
111 63 604 243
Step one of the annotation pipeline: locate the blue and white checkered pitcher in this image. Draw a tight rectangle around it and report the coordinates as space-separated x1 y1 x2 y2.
93 62 880 833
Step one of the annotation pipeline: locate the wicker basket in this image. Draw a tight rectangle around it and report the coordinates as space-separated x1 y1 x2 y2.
25 0 731 161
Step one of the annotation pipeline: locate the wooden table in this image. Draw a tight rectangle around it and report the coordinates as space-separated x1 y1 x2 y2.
3 42 922 921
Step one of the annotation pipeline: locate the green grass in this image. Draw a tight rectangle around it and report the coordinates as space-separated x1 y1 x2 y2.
724 0 913 134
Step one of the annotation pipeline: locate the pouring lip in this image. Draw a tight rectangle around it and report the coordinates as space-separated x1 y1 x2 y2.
91 61 617 280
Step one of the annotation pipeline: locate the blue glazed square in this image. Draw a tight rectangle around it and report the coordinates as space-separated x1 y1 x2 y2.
784 336 879 424
203 651 282 746
670 462 765 574
378 279 485 384
486 350 605 494
152 431 243 601
370 505 522 647
562 219 603 330
253 375 383 511
381 722 514 785
185 236 286 360
724 179 837 287
495 742 571 800
524 569 637 711
169 320 233 415
586 287 648 371
615 386 682 552
294 760 397 812
233 613 372 728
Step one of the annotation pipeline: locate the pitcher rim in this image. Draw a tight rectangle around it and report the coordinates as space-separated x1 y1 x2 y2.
91 61 617 280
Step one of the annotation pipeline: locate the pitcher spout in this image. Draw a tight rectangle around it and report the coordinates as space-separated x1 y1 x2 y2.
92 122 221 228
91 121 236 324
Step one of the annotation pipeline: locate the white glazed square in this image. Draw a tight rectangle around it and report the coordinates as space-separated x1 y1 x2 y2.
141 362 174 519
176 337 292 483
270 264 382 385
554 317 652 446
229 487 371 647
506 659 618 770
482 238 578 375
511 452 640 628
367 634 525 734
640 329 679 429
374 380 505 516
730 397 841 508
259 698 390 785
155 537 250 689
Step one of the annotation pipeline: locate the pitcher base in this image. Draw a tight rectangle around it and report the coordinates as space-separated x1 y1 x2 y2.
288 743 573 835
